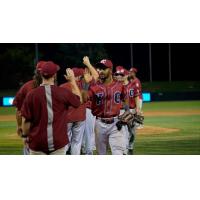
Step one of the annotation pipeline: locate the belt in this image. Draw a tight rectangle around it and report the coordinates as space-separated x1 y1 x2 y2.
97 116 117 124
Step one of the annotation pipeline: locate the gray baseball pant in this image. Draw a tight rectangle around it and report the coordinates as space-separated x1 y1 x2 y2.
95 118 125 155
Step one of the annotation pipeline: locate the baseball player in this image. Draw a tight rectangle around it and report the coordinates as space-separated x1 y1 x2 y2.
13 61 44 154
60 68 86 155
81 69 97 154
129 67 143 129
21 61 82 155
114 66 140 154
85 59 128 155
124 75 141 154
60 57 99 155
129 67 143 111
81 57 99 154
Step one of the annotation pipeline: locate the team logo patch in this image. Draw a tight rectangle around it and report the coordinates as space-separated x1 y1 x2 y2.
114 91 121 104
96 92 104 105
129 89 134 97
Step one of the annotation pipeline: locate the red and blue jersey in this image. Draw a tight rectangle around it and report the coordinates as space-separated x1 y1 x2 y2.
88 81 127 118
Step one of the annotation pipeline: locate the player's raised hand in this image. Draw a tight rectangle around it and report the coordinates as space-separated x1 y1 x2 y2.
83 56 91 66
64 68 75 82
83 68 93 83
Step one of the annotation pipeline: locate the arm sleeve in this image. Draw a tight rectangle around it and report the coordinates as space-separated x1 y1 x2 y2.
64 89 81 108
21 93 33 121
13 86 26 110
133 83 140 97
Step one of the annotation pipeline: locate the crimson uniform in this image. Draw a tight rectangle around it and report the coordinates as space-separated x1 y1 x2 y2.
123 81 140 153
88 80 127 155
132 77 142 104
60 80 86 155
13 80 35 155
129 67 143 110
21 85 80 154
13 80 35 110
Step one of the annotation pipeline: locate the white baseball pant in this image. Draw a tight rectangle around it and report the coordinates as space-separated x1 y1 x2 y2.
127 108 137 152
83 108 96 155
95 117 126 155
67 121 85 155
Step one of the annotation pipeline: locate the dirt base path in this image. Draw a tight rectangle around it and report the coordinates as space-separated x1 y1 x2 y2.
137 125 180 135
0 115 16 122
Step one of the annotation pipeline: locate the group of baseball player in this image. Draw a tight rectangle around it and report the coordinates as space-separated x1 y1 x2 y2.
13 56 143 155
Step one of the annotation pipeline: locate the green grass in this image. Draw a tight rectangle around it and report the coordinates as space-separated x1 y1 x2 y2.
0 121 23 155
0 107 16 115
134 101 200 155
143 100 200 111
0 107 23 155
0 101 200 155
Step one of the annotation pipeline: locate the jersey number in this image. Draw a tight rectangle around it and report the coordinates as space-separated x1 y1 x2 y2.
96 93 104 105
129 89 134 97
114 92 121 104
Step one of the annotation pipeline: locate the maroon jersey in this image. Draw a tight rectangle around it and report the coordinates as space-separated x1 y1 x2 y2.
124 81 140 109
88 81 127 118
21 85 80 153
60 80 86 122
132 78 142 99
13 80 35 110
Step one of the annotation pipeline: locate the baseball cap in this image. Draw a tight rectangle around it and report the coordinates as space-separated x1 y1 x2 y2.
115 66 125 74
36 61 46 72
95 59 113 69
124 69 129 76
40 61 60 76
130 67 138 73
72 68 84 77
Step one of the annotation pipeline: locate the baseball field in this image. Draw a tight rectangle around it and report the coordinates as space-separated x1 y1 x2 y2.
0 100 200 155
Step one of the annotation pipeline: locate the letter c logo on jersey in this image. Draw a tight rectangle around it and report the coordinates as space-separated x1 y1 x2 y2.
129 89 134 97
114 91 121 104
96 93 104 105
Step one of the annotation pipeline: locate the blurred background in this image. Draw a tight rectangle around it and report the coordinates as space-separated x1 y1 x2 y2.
0 43 199 102
0 43 199 89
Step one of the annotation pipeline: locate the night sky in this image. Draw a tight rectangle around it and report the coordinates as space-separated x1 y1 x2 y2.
0 43 199 89
105 43 200 81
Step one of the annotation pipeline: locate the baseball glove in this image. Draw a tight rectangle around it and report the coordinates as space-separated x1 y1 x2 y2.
116 111 144 131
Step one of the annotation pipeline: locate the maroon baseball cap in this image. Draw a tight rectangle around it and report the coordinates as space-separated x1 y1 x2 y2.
36 61 46 72
130 67 138 73
72 68 84 77
40 61 60 76
96 59 113 69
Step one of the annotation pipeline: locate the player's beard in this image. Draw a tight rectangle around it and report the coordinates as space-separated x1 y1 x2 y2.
100 69 112 83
